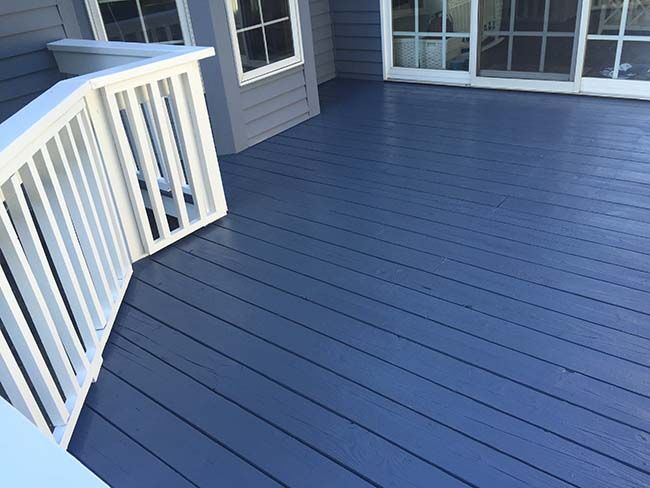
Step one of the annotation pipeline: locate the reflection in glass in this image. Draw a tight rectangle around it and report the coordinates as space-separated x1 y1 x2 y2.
266 20 295 62
238 28 266 72
588 0 623 35
479 34 509 71
548 0 579 32
625 0 650 36
419 37 444 69
262 0 290 22
141 0 182 42
231 0 261 29
393 0 415 31
620 42 650 80
514 0 545 31
583 40 618 78
99 0 183 43
446 37 470 70
100 0 145 42
393 37 417 67
420 0 444 32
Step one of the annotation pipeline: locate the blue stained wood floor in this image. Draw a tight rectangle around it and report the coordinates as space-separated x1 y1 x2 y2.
69 79 650 488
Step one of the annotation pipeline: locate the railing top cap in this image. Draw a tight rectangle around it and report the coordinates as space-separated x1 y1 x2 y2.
0 39 215 183
48 39 213 59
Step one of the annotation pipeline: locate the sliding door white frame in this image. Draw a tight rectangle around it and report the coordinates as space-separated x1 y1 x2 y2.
380 0 650 99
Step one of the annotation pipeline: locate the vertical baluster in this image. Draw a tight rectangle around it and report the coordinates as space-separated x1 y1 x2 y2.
0 331 50 435
185 64 228 216
0 266 68 427
103 88 156 253
0 192 79 400
20 162 100 351
37 145 107 325
76 110 130 275
3 177 89 375
167 73 209 221
145 80 190 229
60 124 119 295
122 87 171 241
49 133 113 314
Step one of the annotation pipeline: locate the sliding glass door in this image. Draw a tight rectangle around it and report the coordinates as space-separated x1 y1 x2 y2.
478 0 582 80
382 0 650 97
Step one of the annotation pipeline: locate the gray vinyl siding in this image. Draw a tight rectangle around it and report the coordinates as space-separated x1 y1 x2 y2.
0 0 85 122
330 0 383 80
187 0 320 154
309 0 336 84
241 66 312 145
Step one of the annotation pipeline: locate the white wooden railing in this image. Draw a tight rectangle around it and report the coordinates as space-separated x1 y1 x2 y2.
0 40 226 450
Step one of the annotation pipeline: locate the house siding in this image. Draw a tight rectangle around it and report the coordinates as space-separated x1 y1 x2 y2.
330 0 383 80
188 0 320 155
309 0 336 84
0 0 85 122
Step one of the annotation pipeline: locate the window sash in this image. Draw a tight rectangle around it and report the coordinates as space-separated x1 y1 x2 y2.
227 0 304 84
85 0 195 45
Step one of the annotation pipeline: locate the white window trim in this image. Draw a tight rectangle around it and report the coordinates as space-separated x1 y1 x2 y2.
84 0 196 46
225 0 304 86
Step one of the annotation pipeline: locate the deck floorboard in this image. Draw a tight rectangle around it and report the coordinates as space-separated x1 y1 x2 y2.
70 80 650 487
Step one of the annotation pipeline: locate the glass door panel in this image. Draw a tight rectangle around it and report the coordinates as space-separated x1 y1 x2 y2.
584 0 650 81
391 0 472 71
478 0 581 80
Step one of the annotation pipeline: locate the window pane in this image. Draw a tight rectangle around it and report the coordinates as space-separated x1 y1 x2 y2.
514 0 545 31
420 0 443 33
511 36 542 72
419 37 444 68
141 0 183 43
238 28 266 72
448 0 471 33
620 42 650 80
232 0 261 29
393 36 417 67
480 0 512 32
446 37 470 70
548 0 578 32
625 0 650 36
262 0 290 22
266 19 295 62
544 37 574 74
393 0 415 31
99 0 146 42
588 0 623 35
480 35 510 71
583 40 618 78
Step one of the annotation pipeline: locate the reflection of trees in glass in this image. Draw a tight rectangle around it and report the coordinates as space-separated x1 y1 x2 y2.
99 0 183 44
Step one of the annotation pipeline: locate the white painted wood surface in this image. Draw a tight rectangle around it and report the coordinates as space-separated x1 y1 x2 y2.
0 39 227 465
0 398 108 487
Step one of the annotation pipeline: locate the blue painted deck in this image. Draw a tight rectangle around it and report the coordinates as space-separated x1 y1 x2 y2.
69 79 650 488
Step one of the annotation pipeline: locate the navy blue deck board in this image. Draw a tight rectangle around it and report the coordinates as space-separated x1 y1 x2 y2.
69 79 650 487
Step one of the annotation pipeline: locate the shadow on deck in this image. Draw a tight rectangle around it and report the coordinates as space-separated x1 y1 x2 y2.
69 79 650 488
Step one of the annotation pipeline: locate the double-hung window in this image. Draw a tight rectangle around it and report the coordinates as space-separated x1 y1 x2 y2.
226 0 303 84
87 0 194 45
